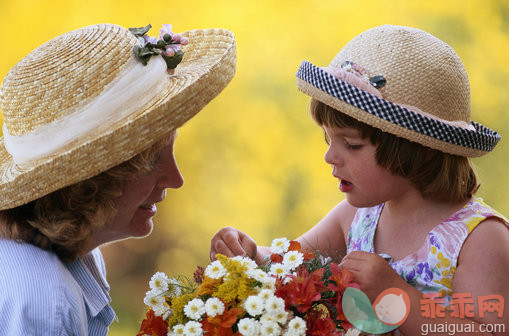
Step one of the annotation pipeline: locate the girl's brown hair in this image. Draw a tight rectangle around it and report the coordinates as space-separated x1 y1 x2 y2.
310 99 478 202
0 138 168 263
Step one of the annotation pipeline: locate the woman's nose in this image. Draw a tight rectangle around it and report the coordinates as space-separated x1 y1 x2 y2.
159 155 184 189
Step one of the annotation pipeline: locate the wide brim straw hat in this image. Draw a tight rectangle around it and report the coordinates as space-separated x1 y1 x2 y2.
0 23 236 210
296 24 500 157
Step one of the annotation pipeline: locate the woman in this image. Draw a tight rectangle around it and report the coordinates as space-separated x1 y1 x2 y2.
0 23 236 335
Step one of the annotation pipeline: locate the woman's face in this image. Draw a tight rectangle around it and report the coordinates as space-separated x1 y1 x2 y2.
97 131 184 244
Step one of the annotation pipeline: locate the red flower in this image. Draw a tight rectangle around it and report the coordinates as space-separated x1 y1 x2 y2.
326 263 358 325
270 254 283 263
305 309 343 336
137 309 168 336
275 267 325 314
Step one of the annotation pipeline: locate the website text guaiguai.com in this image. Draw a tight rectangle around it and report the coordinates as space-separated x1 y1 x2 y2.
420 322 505 335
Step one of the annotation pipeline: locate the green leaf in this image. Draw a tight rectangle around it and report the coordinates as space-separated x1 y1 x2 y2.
161 50 184 70
133 45 154 66
128 24 152 37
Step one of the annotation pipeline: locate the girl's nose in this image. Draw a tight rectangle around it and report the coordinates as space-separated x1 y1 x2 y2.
324 145 344 167
159 155 184 189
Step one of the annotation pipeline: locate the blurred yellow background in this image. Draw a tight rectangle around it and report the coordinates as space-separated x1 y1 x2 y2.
1 0 508 334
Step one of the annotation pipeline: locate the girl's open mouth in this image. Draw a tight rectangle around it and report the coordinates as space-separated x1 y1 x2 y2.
339 179 354 192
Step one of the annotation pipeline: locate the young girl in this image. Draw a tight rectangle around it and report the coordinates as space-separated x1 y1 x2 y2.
210 25 509 334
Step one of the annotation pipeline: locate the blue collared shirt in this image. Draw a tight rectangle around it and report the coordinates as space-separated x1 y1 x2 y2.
0 239 116 335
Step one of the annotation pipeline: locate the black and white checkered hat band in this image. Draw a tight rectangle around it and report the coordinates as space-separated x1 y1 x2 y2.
297 61 500 152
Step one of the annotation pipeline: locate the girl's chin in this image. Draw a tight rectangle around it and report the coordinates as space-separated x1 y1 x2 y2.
345 195 380 208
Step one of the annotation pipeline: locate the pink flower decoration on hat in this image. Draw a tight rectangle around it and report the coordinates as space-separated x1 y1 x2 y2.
129 24 188 72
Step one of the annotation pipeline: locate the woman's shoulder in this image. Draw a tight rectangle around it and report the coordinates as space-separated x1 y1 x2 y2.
0 239 86 302
0 238 68 277
0 239 88 334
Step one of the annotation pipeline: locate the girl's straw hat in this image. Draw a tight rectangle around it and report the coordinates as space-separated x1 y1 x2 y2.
296 25 500 157
0 23 236 210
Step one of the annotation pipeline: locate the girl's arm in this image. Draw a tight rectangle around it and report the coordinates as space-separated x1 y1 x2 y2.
296 199 356 258
399 218 509 335
210 199 356 264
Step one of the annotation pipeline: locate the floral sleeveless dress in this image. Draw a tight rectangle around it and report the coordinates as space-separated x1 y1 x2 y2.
346 197 508 304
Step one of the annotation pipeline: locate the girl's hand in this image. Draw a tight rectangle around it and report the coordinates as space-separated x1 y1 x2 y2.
210 227 258 262
339 251 410 302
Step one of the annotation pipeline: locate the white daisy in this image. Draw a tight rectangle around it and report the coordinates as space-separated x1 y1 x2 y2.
247 268 270 283
183 298 206 320
143 290 165 308
261 320 282 336
257 289 275 302
269 263 289 277
171 324 185 335
344 328 362 336
149 272 170 294
244 295 264 316
167 278 182 297
287 316 306 335
265 296 285 315
153 302 170 317
260 313 275 324
271 310 289 324
261 276 277 291
231 256 258 270
282 251 304 270
237 317 260 336
205 260 227 279
270 238 290 254
183 321 203 336
205 297 225 317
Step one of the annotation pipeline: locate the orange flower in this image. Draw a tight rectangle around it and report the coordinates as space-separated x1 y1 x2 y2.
137 309 168 336
288 240 302 251
195 276 222 296
201 307 244 336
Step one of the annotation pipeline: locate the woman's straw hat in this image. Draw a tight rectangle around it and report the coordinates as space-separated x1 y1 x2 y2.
0 23 236 210
296 25 500 157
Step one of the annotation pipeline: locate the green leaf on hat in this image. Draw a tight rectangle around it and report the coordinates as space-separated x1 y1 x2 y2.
161 50 184 69
128 24 152 38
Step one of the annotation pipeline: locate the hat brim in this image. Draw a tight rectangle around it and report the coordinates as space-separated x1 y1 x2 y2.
296 61 500 157
0 28 236 210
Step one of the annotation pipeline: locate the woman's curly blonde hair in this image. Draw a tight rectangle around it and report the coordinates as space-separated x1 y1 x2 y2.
0 137 168 263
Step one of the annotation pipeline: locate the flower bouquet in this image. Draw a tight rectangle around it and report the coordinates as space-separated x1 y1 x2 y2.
137 238 361 336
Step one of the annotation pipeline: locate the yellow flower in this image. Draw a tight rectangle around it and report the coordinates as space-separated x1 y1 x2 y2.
437 252 450 268
439 277 452 289
168 294 194 326
431 246 437 254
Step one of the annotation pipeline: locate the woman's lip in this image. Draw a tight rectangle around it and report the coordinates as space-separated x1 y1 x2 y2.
139 204 157 216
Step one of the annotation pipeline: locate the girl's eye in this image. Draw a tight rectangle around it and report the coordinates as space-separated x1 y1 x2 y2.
345 142 362 150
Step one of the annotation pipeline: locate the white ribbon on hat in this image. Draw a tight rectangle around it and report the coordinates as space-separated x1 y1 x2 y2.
3 56 169 165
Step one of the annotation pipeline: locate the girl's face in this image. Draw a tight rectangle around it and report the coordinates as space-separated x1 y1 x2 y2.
97 131 184 245
323 126 412 207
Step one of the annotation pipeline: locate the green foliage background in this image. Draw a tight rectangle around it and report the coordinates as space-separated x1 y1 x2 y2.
1 0 508 334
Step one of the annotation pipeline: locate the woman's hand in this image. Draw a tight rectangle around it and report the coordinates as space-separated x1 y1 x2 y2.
339 251 410 302
210 227 258 262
